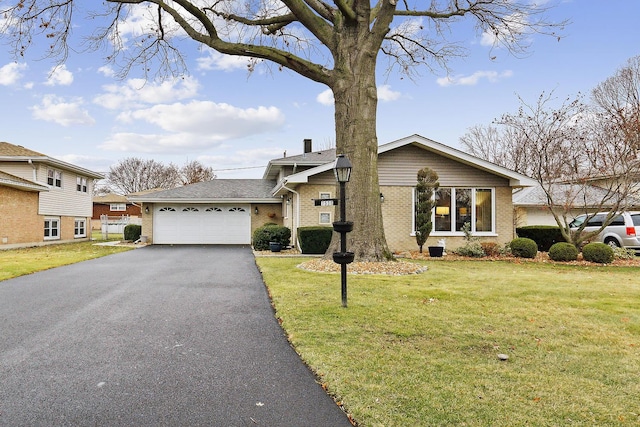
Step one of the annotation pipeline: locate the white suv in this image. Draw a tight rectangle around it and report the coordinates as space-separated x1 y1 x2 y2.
569 211 640 253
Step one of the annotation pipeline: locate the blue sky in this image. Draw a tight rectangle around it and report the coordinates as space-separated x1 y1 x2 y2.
1 1 639 179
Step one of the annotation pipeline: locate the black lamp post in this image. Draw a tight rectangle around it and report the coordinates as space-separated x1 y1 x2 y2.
332 154 354 308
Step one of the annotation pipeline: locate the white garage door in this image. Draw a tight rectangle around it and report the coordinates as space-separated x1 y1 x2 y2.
153 204 251 244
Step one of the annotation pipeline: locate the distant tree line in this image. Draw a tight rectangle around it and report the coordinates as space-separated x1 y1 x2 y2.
95 158 216 195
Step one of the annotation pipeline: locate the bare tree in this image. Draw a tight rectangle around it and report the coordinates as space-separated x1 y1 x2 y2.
461 90 640 248
179 160 216 185
107 158 180 195
592 55 640 153
1 1 566 261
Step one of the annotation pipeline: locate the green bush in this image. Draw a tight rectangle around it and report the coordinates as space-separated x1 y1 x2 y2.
124 224 142 241
252 224 291 251
298 226 333 254
548 242 579 262
516 225 566 252
509 237 538 259
582 242 614 264
453 242 485 258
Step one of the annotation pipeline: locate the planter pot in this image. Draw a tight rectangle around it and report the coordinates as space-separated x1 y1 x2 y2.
332 221 354 233
332 251 355 265
269 242 282 252
428 246 444 258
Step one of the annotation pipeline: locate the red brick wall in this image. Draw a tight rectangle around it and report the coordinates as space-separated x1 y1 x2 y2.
92 203 141 220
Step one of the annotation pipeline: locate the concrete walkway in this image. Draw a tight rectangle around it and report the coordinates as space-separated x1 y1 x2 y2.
0 245 353 426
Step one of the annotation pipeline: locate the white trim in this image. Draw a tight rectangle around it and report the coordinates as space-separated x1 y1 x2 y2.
74 218 87 238
44 217 60 241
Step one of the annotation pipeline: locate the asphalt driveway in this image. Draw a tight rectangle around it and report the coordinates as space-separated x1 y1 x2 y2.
0 245 352 426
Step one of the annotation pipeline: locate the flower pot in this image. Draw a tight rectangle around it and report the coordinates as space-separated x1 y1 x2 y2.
269 242 282 252
428 246 444 257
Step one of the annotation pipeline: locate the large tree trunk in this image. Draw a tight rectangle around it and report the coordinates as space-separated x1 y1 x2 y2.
325 43 392 262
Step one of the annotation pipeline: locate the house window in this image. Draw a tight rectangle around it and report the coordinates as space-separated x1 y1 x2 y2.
47 169 62 188
74 219 86 238
110 203 126 212
76 176 87 193
44 218 60 240
416 188 495 234
319 212 332 224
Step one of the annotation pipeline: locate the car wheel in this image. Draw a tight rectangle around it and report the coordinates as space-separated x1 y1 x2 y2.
604 237 621 248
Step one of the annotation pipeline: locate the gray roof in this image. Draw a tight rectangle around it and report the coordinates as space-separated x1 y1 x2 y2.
128 179 279 202
513 183 639 207
263 148 337 180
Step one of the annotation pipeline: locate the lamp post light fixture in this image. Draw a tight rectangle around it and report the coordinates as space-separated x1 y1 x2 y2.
332 154 354 308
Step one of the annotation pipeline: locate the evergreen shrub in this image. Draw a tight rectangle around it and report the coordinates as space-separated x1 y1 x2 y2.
509 237 538 259
582 242 614 264
124 224 142 241
298 226 333 254
252 224 291 251
548 242 579 262
516 225 566 251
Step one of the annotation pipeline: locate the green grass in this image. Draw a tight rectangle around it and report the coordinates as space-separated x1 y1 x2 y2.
257 258 640 426
0 240 133 281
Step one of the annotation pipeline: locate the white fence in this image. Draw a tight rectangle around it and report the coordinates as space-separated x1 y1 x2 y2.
100 215 142 239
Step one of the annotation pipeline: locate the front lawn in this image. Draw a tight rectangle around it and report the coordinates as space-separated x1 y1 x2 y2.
0 240 133 281
256 258 640 426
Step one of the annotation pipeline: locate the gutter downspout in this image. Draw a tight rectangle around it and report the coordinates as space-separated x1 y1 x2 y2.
282 181 301 249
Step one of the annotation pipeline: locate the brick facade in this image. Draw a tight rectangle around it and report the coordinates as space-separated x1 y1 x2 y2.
0 187 42 246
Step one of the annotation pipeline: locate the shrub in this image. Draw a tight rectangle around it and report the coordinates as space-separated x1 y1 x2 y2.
124 224 141 241
509 237 538 259
480 241 502 257
252 224 291 251
453 242 485 258
298 226 333 254
612 246 637 260
582 242 614 264
548 242 579 262
516 225 566 252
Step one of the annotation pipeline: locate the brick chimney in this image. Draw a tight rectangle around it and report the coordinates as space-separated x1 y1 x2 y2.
303 138 312 154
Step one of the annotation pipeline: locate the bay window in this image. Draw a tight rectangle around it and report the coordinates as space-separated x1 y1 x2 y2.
417 187 494 234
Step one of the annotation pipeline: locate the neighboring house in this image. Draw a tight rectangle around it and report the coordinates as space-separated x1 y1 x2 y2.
92 193 142 230
0 142 103 249
130 135 536 252
513 183 640 227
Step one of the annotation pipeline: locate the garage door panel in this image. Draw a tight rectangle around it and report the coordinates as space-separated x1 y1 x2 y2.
154 204 251 244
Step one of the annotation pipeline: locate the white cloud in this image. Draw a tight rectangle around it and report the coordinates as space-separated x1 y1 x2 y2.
436 70 513 87
45 65 74 86
480 12 529 47
197 50 252 72
101 100 285 153
316 89 334 106
378 85 401 102
31 95 95 126
122 100 284 134
98 66 116 78
93 76 200 110
0 62 27 86
316 85 402 105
